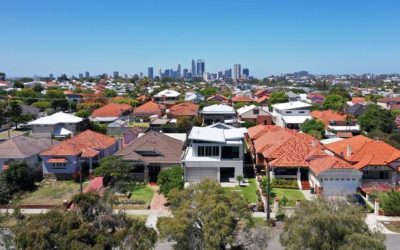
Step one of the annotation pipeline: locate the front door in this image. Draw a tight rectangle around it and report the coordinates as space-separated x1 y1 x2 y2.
300 168 308 180
149 165 161 183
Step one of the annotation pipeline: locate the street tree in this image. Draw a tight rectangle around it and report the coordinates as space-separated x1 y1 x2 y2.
269 91 289 106
323 94 346 112
358 104 396 133
300 118 326 139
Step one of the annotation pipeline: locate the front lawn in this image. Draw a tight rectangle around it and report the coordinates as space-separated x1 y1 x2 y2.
224 178 257 203
127 215 149 222
131 186 154 204
381 221 400 233
17 180 88 206
272 188 305 207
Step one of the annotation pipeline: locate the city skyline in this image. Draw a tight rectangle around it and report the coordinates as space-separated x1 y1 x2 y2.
2 0 400 77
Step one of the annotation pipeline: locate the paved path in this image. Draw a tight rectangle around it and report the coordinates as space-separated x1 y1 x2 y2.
300 189 314 200
366 214 400 234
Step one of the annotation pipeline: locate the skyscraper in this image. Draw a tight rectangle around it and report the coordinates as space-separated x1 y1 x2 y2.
224 69 232 79
183 68 189 79
148 67 154 79
113 71 119 78
191 59 196 77
85 71 90 78
177 64 181 78
233 64 241 81
79 73 83 79
196 60 205 77
242 68 249 79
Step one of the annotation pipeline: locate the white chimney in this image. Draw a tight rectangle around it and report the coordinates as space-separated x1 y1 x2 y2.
346 145 352 157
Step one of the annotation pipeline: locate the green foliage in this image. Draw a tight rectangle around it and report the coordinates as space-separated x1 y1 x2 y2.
233 102 247 110
44 89 68 110
15 88 37 104
157 167 184 197
158 179 251 249
300 118 326 139
75 109 91 118
4 161 35 191
280 197 385 250
269 91 289 106
271 178 298 189
176 116 193 132
328 85 351 100
13 81 24 89
260 176 276 199
77 102 103 112
88 121 107 134
242 121 256 128
200 87 218 97
323 94 346 112
358 104 396 133
111 98 139 107
8 101 33 127
193 116 203 126
32 101 52 110
32 83 44 92
380 190 400 215
104 89 117 97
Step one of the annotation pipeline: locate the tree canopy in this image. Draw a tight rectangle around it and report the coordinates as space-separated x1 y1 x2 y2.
358 104 396 133
300 118 326 139
157 167 184 197
323 94 346 112
269 91 289 106
280 197 385 250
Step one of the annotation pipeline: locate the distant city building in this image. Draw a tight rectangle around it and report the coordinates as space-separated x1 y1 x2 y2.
49 73 54 80
113 71 119 78
218 71 223 79
203 72 210 81
148 67 154 79
79 73 84 79
191 59 196 77
159 69 162 79
224 68 232 79
0 72 5 81
139 72 143 79
177 64 181 78
85 71 90 78
183 68 189 79
196 60 205 77
233 64 241 80
294 71 309 78
242 68 249 79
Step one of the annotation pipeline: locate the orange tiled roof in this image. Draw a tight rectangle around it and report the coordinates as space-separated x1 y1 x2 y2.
255 95 269 104
91 103 133 118
309 155 353 175
137 95 147 102
41 130 116 157
351 97 365 104
133 100 162 117
207 94 229 102
168 102 199 117
47 158 68 163
310 110 349 126
325 135 400 169
231 95 254 103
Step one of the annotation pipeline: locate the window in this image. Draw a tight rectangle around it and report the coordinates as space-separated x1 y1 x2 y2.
135 150 162 156
286 111 292 114
253 109 259 115
52 163 66 168
221 146 240 159
299 111 305 114
198 146 219 157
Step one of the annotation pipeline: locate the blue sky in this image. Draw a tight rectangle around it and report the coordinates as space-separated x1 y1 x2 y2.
1 0 400 78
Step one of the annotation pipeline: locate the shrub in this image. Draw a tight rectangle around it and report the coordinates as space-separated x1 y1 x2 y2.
271 178 298 189
276 212 286 221
32 101 52 110
380 190 400 215
75 109 91 118
157 167 184 197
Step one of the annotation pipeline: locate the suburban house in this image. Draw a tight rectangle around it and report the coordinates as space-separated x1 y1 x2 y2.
153 89 180 105
306 92 325 105
90 103 133 123
167 102 199 119
255 95 269 106
184 92 204 103
201 104 237 125
0 136 57 172
132 100 164 121
114 131 185 183
287 91 301 102
246 125 362 195
346 103 366 117
64 91 84 105
377 97 400 110
231 95 255 104
325 135 400 191
347 97 366 106
40 130 119 179
206 94 229 103
271 101 312 129
183 125 247 182
28 112 83 138
237 105 272 125
310 110 360 136
254 88 269 99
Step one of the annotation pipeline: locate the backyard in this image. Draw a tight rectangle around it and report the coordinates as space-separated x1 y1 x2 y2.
17 180 88 206
131 185 155 204
272 188 305 207
224 178 258 203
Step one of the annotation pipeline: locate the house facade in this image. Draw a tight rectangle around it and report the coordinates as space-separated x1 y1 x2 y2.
28 112 83 138
90 103 133 123
183 125 246 182
271 101 312 129
153 89 180 105
201 104 237 125
310 110 360 136
237 105 272 125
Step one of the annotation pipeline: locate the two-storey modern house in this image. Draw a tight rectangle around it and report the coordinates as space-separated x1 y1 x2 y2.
153 89 180 105
28 112 83 138
271 101 312 129
183 125 247 182
201 104 237 126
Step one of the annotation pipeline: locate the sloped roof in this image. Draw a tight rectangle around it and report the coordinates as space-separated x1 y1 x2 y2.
309 155 353 175
325 135 400 169
133 101 162 117
206 94 229 102
311 110 350 126
28 112 83 125
168 102 199 117
0 136 56 158
153 89 180 98
91 103 132 118
271 101 311 110
114 131 184 164
201 104 235 114
40 130 116 157
351 97 366 104
231 95 254 103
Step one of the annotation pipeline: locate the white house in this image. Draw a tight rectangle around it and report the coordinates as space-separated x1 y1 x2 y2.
153 89 180 105
28 112 83 138
201 104 237 125
184 92 205 103
271 101 312 129
183 125 247 182
237 104 272 125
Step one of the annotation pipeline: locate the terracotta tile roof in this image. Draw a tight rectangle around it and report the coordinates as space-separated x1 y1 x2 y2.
377 97 400 103
351 97 365 104
311 110 349 126
40 130 116 157
81 148 100 158
114 131 184 164
168 102 199 117
207 94 229 102
325 135 400 169
137 95 147 102
47 158 68 163
91 103 133 118
336 132 353 138
231 95 254 103
255 95 269 104
133 101 163 117
84 177 104 193
309 155 353 175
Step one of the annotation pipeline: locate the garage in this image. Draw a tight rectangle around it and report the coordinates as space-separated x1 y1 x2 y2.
185 167 218 182
322 177 359 196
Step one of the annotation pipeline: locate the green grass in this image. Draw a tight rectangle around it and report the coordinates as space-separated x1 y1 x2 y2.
131 186 154 204
224 178 258 203
129 122 150 128
272 188 305 207
127 215 149 222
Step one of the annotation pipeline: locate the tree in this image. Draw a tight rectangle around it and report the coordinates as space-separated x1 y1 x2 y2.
44 89 68 110
4 161 35 191
75 109 91 118
176 116 193 132
380 189 400 215
158 179 252 249
32 101 52 110
201 87 218 97
157 167 184 196
104 89 117 97
269 91 289 106
32 83 44 92
300 118 326 139
7 101 32 128
323 94 346 112
15 88 37 104
280 197 385 250
14 193 157 249
328 85 351 100
358 104 396 133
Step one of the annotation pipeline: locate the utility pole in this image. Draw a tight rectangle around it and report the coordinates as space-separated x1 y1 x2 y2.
265 160 271 221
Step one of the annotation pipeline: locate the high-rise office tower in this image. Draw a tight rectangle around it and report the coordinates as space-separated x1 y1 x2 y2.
218 71 223 79
85 72 90 78
49 73 54 80
233 64 241 80
148 67 154 79
242 68 249 79
191 59 196 77
159 69 163 79
183 68 189 79
79 73 83 79
224 68 232 79
196 60 205 77
113 71 119 78
177 64 181 78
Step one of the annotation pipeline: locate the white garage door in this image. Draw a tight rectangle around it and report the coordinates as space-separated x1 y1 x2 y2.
186 167 217 182
323 178 358 196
